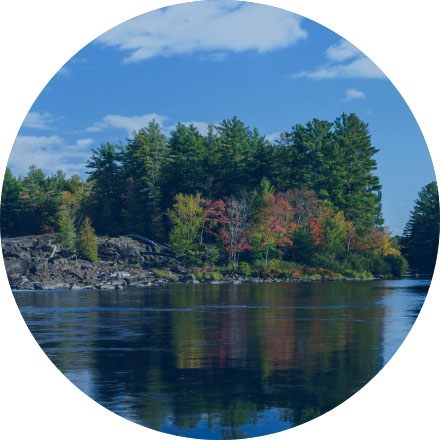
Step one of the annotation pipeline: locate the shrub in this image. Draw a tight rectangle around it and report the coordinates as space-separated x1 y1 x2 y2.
192 268 223 281
204 271 223 281
385 254 409 277
260 259 302 278
154 269 178 281
237 261 252 277
76 217 99 263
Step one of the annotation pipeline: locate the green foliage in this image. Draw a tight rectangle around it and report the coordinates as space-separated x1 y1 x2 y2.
76 217 99 262
201 244 221 266
154 269 178 281
192 268 223 281
260 259 303 278
122 120 169 236
56 209 76 251
2 113 418 280
204 271 223 281
384 254 409 278
87 143 123 235
401 182 439 274
168 193 204 263
237 261 252 277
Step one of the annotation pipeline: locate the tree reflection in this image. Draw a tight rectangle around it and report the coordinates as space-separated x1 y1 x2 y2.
18 281 422 439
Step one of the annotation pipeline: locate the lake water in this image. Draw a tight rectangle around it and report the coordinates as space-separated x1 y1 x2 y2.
14 279 429 439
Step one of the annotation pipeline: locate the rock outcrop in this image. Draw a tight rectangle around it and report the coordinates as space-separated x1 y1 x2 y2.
1 234 189 290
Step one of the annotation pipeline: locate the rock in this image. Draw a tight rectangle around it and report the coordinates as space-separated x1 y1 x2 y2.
96 283 116 290
110 271 131 279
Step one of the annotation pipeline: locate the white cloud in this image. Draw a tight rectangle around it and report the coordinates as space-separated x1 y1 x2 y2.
22 111 55 130
98 1 307 62
325 40 360 62
344 88 366 101
86 113 168 134
291 38 385 80
8 135 94 176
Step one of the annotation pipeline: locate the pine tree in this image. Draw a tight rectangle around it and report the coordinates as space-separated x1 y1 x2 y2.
87 143 123 235
56 209 76 251
122 120 168 237
1 168 24 236
162 124 206 208
76 217 99 263
401 182 439 274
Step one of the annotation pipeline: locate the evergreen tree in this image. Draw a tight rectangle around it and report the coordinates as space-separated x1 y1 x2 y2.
56 209 76 251
87 143 123 235
20 166 63 234
1 168 24 236
122 121 168 237
332 113 381 233
401 182 439 274
76 217 99 262
209 117 253 197
162 124 206 208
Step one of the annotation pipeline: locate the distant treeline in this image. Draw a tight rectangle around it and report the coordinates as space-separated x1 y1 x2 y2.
1 113 438 276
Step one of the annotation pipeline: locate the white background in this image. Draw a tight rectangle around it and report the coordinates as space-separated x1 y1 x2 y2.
0 1 438 439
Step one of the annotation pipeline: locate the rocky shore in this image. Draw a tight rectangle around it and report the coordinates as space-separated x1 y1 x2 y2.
2 234 316 291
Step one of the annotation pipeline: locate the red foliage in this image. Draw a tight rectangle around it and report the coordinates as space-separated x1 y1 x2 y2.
309 217 325 245
203 199 229 223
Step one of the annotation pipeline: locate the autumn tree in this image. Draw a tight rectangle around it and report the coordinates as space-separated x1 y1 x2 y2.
168 193 205 262
251 194 296 266
220 197 253 269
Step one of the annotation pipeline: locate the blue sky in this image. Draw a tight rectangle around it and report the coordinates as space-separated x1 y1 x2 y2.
9 0 435 234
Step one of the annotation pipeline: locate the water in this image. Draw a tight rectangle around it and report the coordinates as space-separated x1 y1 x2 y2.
14 279 429 439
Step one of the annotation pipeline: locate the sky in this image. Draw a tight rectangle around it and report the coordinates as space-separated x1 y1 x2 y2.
8 0 436 234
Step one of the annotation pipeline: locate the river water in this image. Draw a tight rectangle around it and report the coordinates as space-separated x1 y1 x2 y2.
14 279 429 439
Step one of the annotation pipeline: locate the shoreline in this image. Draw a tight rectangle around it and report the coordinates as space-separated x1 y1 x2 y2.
2 233 404 292
10 275 384 293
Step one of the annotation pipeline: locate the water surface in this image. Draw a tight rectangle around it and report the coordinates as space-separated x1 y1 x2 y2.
14 279 428 439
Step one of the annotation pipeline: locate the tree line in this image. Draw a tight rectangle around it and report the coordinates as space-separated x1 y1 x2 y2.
1 113 437 276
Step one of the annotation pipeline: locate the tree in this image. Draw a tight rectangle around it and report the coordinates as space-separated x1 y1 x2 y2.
401 182 439 274
20 166 63 234
219 197 252 269
332 113 382 232
168 193 205 262
251 194 296 266
208 117 254 197
162 124 206 208
76 217 99 262
56 209 76 251
1 168 24 236
122 121 168 237
87 143 123 235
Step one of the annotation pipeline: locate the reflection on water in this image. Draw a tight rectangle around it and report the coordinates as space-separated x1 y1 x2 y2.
14 279 428 439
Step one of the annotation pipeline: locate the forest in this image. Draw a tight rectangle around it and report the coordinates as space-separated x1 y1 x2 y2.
1 113 438 278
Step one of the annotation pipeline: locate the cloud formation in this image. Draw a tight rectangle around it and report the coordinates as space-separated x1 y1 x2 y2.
98 1 307 62
22 111 56 130
9 135 94 176
344 88 366 101
292 39 385 80
86 113 168 134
